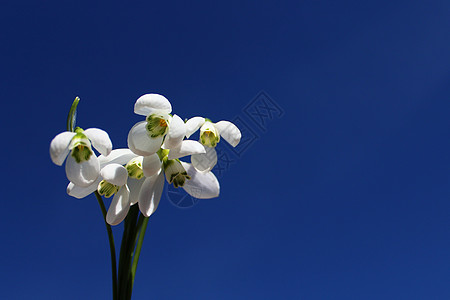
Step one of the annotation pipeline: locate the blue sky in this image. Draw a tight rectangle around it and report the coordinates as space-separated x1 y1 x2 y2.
2 0 450 299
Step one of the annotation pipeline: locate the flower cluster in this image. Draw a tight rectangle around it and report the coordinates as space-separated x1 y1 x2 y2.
50 94 241 225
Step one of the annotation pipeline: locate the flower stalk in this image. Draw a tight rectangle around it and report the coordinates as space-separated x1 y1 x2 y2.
129 215 149 293
95 191 119 300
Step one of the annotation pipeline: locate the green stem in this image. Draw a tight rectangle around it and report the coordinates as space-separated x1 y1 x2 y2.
129 215 150 295
118 215 132 299
124 214 146 299
125 211 146 300
117 216 130 285
95 191 118 300
131 215 145 251
118 205 139 300
124 214 143 300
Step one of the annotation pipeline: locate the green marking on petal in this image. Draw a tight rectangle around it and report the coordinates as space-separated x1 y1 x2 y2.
69 131 93 163
98 180 120 198
146 113 169 138
172 172 190 188
126 157 144 179
163 158 190 188
71 145 92 163
199 121 220 148
169 172 179 183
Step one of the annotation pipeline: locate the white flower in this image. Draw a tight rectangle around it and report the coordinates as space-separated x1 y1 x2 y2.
127 94 186 156
50 127 112 187
68 142 208 223
137 142 218 217
180 161 221 199
184 117 241 172
99 164 131 225
66 149 139 199
67 149 142 225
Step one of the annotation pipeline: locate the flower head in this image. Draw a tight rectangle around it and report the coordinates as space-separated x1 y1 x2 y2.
127 94 186 156
136 140 217 217
100 163 132 226
163 157 191 188
185 117 242 172
66 149 143 225
50 127 112 187
199 121 220 147
55 93 233 226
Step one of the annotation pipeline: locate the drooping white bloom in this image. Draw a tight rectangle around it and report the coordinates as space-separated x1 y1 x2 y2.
185 117 241 172
137 142 218 218
127 94 186 156
50 127 112 187
67 149 144 225
180 161 220 199
68 142 207 223
66 149 139 199
99 164 131 225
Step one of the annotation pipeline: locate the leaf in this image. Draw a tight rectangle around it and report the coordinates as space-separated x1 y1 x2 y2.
66 96 80 132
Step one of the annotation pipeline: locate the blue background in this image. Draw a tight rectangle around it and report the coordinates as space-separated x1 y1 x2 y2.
2 0 450 299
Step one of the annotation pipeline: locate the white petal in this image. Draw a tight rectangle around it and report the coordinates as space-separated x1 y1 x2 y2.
214 121 241 147
191 146 217 173
180 161 220 199
134 94 172 116
67 178 101 199
167 140 206 160
138 171 164 217
127 121 164 156
84 128 112 156
163 114 186 149
65 154 100 187
142 154 162 177
185 117 205 138
106 185 131 226
128 178 144 205
100 164 128 186
98 149 138 168
50 131 76 166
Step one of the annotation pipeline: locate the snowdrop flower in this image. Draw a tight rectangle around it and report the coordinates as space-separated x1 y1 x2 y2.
137 142 218 218
184 117 241 172
69 142 206 222
99 164 131 225
179 161 221 199
67 149 144 225
127 94 186 156
67 149 139 198
50 127 112 187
